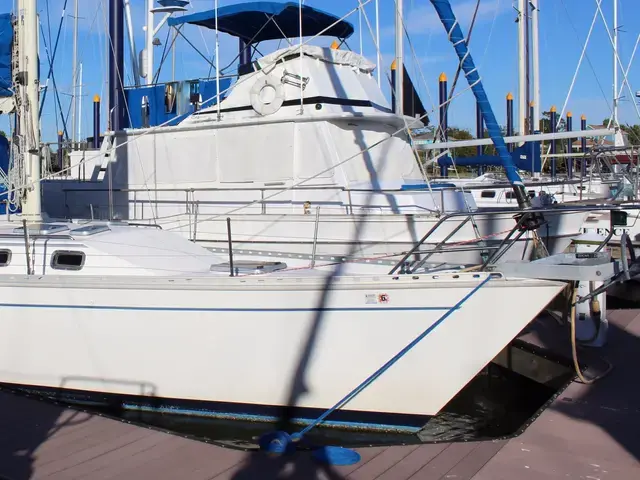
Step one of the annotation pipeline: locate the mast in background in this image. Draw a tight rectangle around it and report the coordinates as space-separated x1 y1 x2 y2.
394 0 403 116
141 1 189 84
18 0 42 221
145 0 154 84
375 0 381 85
524 0 530 128
517 0 528 136
124 0 140 86
531 0 540 132
77 62 82 143
71 0 78 147
613 0 618 126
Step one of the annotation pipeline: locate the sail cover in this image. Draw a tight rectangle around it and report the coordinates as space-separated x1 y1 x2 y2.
0 13 12 98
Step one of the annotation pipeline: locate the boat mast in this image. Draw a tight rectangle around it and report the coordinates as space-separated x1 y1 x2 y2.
375 0 381 85
517 0 527 136
77 62 82 142
19 0 42 221
124 0 140 86
394 0 403 116
145 0 154 84
71 0 79 149
531 0 540 132
612 0 618 126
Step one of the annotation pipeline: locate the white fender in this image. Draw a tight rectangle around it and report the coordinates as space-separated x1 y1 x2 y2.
250 74 285 116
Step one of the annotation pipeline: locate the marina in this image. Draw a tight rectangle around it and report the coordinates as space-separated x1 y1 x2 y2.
0 0 640 477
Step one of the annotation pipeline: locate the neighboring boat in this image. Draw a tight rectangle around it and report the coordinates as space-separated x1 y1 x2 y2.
450 174 613 208
40 1 588 271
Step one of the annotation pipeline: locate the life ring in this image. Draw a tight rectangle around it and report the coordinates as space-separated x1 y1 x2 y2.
250 74 285 116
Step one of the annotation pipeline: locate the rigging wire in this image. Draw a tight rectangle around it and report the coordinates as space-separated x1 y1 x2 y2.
556 0 613 127
538 0 614 170
152 26 175 84
44 0 59 134
593 0 640 125
38 20 70 139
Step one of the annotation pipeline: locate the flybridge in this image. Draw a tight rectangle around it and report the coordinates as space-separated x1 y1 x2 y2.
122 2 356 130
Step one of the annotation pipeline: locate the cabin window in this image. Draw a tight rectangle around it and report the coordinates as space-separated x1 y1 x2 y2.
505 192 516 199
480 190 496 198
51 251 85 271
0 249 11 267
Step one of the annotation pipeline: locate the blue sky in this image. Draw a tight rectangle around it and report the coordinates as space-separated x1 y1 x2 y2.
2 0 639 141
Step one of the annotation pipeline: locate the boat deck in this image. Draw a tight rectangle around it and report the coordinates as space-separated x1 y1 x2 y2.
1 309 639 479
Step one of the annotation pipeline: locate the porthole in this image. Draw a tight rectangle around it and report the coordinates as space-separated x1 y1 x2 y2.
0 249 11 267
51 251 85 271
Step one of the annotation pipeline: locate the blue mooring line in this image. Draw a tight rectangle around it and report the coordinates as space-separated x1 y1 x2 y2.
259 275 494 457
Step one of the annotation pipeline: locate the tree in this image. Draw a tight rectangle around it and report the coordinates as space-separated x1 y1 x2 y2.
445 126 476 158
624 125 640 144
540 111 566 134
0 130 5 137
602 118 640 144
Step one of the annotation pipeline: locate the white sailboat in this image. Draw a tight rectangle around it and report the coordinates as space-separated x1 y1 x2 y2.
0 0 570 434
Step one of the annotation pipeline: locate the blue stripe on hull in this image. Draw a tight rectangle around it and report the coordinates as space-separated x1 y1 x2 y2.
0 303 455 313
122 403 423 434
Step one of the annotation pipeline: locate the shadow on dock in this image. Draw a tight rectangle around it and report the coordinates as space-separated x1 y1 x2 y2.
523 308 640 464
0 391 84 480
229 452 346 480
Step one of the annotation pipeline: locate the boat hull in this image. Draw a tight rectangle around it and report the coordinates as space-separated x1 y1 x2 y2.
0 272 564 432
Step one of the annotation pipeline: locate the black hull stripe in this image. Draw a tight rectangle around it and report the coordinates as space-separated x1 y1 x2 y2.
193 96 393 115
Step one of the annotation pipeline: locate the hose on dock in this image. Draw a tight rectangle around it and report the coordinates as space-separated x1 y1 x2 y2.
568 282 613 384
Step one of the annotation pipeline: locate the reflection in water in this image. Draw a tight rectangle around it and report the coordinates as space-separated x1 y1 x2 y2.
87 355 573 449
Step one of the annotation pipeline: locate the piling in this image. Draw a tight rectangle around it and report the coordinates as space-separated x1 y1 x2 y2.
239 38 251 65
439 72 448 178
566 112 573 179
476 103 484 174
580 114 587 177
93 95 101 149
57 131 63 170
390 60 397 114
506 93 514 153
529 101 535 134
550 105 557 178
